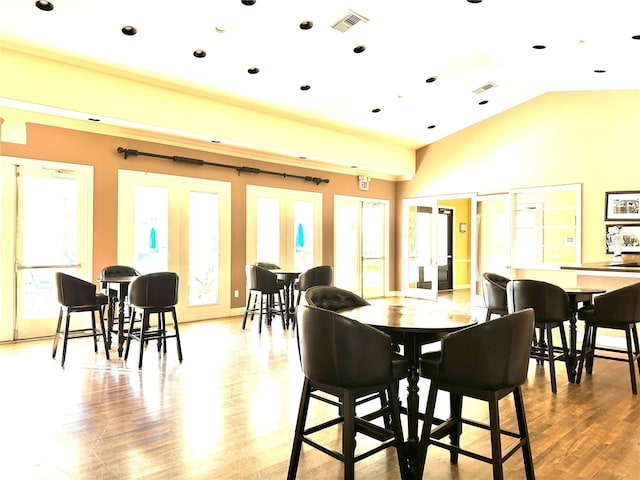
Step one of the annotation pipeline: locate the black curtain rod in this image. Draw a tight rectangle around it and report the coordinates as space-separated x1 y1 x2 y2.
116 147 330 185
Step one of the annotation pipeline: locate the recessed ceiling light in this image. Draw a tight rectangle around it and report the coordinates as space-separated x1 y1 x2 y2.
633 35 640 40
479 100 489 105
467 0 483 3
241 0 256 5
594 69 606 73
299 156 307 159
532 45 546 50
121 25 137 36
427 125 436 129
88 118 100 122
299 21 313 30
248 67 260 74
353 45 366 54
211 139 221 143
35 1 54 11
300 85 311 91
425 76 437 83
193 49 207 58
372 108 381 113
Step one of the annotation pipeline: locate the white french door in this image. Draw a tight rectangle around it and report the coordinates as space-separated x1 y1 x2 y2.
118 170 231 321
471 193 510 306
1 157 93 340
246 185 322 271
334 196 389 298
402 197 438 300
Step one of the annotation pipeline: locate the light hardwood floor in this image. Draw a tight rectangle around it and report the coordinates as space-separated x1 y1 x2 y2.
1 292 640 479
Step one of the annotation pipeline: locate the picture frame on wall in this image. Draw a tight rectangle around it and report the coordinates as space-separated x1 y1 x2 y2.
605 191 640 221
605 224 640 253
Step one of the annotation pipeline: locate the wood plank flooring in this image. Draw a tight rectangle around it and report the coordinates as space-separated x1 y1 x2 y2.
1 291 640 479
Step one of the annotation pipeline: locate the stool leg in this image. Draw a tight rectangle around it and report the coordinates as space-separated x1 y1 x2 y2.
586 326 598 374
98 306 110 360
172 308 183 362
242 292 253 329
545 326 557 393
60 311 71 367
488 393 504 479
138 311 148 368
342 389 356 480
513 386 535 480
52 307 64 359
388 382 410 480
91 310 99 353
124 308 136 361
449 393 463 464
415 384 439 476
624 327 638 394
576 324 591 384
287 378 312 480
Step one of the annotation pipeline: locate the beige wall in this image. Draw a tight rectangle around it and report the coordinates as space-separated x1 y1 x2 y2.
0 123 397 309
397 90 640 285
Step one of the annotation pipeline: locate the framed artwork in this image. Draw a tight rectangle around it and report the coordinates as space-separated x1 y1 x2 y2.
605 191 640 221
605 224 640 253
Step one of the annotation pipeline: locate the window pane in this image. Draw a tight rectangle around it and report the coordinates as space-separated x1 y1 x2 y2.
189 191 219 306
293 201 314 271
133 185 168 273
256 197 280 266
22 176 77 266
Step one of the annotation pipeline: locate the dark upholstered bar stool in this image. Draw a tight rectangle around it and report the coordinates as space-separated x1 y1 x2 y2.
304 286 370 312
53 272 110 367
242 264 286 333
415 309 536 480
301 286 399 434
482 272 509 321
507 279 572 393
295 265 333 307
576 283 640 394
287 305 410 480
124 272 182 368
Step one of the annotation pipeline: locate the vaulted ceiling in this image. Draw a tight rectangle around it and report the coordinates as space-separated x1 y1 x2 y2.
2 0 640 176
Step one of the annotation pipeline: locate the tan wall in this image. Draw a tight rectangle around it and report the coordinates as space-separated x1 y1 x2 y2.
0 123 397 309
397 90 640 285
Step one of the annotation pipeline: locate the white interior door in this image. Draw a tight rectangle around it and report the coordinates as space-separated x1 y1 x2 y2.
1 157 93 340
402 197 438 300
118 170 231 321
472 193 510 306
334 196 389 298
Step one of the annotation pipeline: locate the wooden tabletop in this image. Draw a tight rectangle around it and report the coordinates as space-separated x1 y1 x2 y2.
339 303 476 334
561 286 606 295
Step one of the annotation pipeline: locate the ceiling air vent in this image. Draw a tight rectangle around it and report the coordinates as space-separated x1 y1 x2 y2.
331 10 369 33
472 81 498 94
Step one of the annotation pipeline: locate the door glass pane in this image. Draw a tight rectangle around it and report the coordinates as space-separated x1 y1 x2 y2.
407 205 433 290
133 185 168 273
334 202 359 289
22 175 77 266
293 200 314 271
189 191 219 306
20 175 78 319
362 202 385 297
256 197 280 265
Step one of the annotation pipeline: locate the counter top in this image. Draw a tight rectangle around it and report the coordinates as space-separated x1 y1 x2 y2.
561 261 640 273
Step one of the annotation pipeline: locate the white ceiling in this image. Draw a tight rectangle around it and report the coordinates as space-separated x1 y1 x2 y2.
2 0 640 152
